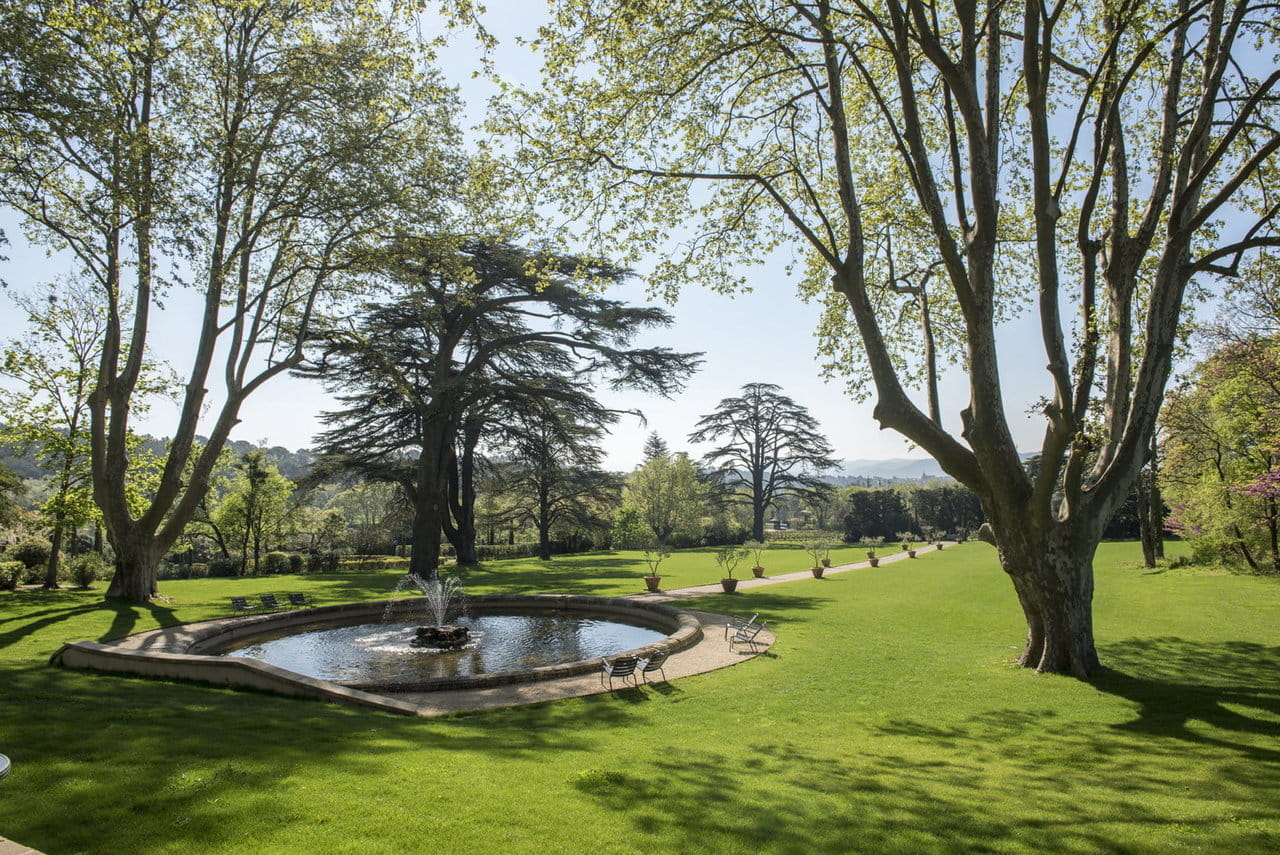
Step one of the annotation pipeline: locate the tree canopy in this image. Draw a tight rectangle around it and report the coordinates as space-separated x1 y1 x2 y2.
303 239 701 577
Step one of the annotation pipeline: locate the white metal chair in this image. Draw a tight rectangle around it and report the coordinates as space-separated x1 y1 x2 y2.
729 620 767 652
638 651 670 683
600 655 640 688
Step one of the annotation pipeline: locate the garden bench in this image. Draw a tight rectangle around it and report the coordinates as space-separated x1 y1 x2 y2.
229 596 257 613
600 655 639 688
258 593 288 612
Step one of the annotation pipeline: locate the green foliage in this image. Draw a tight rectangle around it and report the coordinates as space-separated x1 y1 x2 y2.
213 451 298 575
10 537 51 570
638 542 672 577
1163 339 1280 572
262 552 292 575
803 535 835 567
610 506 651 549
0 0 466 601
68 553 106 588
743 539 769 567
0 560 23 590
621 453 709 545
714 545 748 579
0 464 24 528
689 382 836 540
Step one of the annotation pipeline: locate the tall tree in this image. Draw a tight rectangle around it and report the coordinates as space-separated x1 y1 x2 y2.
1162 339 1280 572
495 404 622 560
621 452 709 544
0 286 103 587
0 0 460 601
213 449 296 575
303 239 700 578
689 383 837 541
641 432 669 462
507 0 1280 676
0 284 169 585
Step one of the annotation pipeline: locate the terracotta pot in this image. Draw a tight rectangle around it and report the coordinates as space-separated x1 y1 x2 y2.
643 575 662 592
821 557 832 567
720 578 739 593
810 566 824 578
752 566 765 578
869 557 879 567
866 551 876 560
907 550 916 558
936 542 944 550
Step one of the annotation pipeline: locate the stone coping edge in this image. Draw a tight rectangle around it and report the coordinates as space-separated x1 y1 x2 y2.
51 640 424 716
50 594 702 715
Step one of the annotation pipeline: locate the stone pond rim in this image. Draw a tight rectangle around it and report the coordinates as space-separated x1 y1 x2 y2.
50 593 705 714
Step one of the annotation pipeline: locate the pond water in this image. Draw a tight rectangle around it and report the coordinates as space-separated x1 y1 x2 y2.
223 614 666 684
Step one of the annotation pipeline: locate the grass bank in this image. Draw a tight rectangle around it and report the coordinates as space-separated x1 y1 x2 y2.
0 541 1276 854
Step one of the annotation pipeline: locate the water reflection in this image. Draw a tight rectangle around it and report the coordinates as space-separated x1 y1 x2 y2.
224 615 665 683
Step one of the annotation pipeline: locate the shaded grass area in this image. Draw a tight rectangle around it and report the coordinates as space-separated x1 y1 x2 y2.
0 542 1277 854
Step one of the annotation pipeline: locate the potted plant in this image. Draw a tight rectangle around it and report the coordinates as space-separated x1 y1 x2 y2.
744 539 770 577
866 535 884 564
804 537 829 578
898 532 918 559
716 545 748 593
639 542 672 592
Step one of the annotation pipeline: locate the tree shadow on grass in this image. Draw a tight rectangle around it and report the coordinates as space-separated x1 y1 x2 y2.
0 657 658 854
565 734 1268 855
0 598 117 650
1089 636 1280 763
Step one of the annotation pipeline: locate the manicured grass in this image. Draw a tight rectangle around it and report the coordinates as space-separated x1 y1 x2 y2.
451 542 883 596
1 541 1277 854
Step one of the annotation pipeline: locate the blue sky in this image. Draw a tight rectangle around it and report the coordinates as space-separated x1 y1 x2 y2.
0 3 1054 472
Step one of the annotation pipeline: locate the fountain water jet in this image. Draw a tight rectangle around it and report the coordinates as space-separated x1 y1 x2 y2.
400 573 469 649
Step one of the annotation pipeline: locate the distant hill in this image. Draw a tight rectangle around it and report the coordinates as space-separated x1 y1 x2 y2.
0 432 316 481
834 457 950 481
826 453 1037 485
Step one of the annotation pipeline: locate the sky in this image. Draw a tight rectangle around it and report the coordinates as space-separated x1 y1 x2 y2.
0 2 1055 474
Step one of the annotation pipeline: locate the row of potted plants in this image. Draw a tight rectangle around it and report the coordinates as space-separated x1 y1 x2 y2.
641 537 953 593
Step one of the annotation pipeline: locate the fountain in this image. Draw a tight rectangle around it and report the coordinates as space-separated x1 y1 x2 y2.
402 573 470 649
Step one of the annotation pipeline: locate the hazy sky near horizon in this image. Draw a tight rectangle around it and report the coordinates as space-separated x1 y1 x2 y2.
0 2 1056 472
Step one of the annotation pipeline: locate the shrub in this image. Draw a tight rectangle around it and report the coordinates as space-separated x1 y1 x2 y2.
207 558 240 578
69 553 107 588
11 537 52 570
262 551 292 574
288 553 304 573
305 553 338 573
0 560 24 590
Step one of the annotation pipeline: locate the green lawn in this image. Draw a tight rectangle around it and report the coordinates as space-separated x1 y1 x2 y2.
1 541 1277 854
